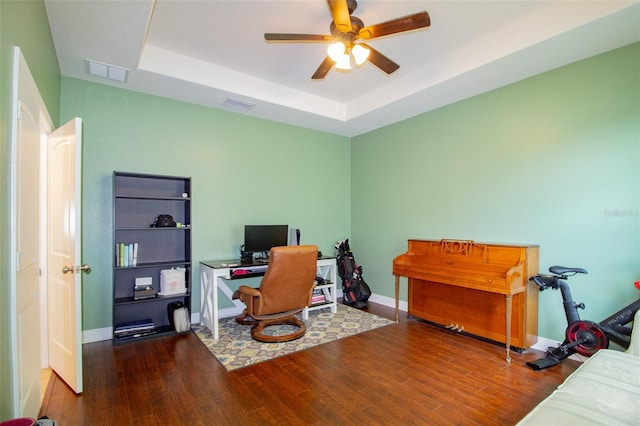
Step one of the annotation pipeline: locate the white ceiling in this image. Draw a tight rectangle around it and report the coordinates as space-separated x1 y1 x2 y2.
44 0 640 137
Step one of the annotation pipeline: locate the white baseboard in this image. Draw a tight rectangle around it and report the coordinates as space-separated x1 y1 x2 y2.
368 293 407 312
531 336 558 352
530 336 587 362
219 306 245 319
83 327 112 343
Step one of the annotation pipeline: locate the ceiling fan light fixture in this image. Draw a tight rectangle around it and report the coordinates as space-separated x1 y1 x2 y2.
266 2 431 79
327 41 346 62
328 41 351 70
334 53 351 71
352 44 370 66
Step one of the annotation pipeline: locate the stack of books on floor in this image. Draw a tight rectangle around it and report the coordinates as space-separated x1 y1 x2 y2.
115 318 156 341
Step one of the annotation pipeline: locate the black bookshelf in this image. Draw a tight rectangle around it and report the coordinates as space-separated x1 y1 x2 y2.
112 171 192 343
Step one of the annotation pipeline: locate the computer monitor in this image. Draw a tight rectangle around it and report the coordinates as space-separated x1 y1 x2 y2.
244 225 288 256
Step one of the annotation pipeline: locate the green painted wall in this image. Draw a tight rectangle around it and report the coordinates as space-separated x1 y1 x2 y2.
352 42 640 342
0 0 60 420
59 78 351 331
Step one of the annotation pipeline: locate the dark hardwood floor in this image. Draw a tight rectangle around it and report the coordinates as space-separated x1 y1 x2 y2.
40 303 579 425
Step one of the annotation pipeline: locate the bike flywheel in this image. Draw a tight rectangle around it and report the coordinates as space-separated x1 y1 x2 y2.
566 320 609 356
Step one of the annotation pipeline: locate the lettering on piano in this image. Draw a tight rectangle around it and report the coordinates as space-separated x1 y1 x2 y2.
439 239 489 261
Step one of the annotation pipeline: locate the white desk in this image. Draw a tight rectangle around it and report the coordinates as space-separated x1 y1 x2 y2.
200 257 338 339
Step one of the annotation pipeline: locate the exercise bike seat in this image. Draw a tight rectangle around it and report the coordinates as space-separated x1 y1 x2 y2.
549 265 588 276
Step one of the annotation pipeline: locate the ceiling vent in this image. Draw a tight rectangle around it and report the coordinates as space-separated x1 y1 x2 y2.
85 59 129 83
223 98 255 111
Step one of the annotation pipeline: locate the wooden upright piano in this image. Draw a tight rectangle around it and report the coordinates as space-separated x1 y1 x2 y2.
393 239 539 361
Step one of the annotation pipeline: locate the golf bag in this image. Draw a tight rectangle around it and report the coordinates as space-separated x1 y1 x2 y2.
335 239 371 309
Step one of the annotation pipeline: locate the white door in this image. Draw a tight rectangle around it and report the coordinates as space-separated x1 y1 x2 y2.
13 52 44 417
47 118 84 394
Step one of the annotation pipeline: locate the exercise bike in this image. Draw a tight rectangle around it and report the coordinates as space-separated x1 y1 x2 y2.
526 265 640 370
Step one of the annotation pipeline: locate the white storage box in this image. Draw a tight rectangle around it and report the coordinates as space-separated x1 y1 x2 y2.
159 268 186 296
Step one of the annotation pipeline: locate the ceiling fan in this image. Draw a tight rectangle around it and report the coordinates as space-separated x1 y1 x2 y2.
264 0 431 80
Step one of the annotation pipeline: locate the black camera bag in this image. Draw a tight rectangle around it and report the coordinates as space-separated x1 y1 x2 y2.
151 214 176 227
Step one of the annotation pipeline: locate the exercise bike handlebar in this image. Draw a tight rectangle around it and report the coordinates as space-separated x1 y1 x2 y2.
529 266 588 290
530 275 557 290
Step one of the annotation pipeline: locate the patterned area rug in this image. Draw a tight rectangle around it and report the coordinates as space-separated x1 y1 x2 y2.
193 304 394 371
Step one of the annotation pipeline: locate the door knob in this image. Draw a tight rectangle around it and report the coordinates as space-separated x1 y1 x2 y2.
61 264 92 274
78 263 92 274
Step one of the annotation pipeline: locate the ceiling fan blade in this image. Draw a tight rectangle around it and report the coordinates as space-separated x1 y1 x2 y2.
312 56 335 80
327 0 352 33
265 33 333 42
359 11 430 40
360 43 399 75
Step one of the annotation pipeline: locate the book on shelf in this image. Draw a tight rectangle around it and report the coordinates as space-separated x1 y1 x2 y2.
115 318 154 333
115 317 155 341
116 242 138 267
115 329 157 340
115 326 154 336
311 288 325 304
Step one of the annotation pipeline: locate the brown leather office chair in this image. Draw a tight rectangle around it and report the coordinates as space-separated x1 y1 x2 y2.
232 245 318 343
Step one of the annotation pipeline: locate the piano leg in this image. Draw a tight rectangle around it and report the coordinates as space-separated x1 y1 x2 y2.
505 294 513 362
394 275 400 322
